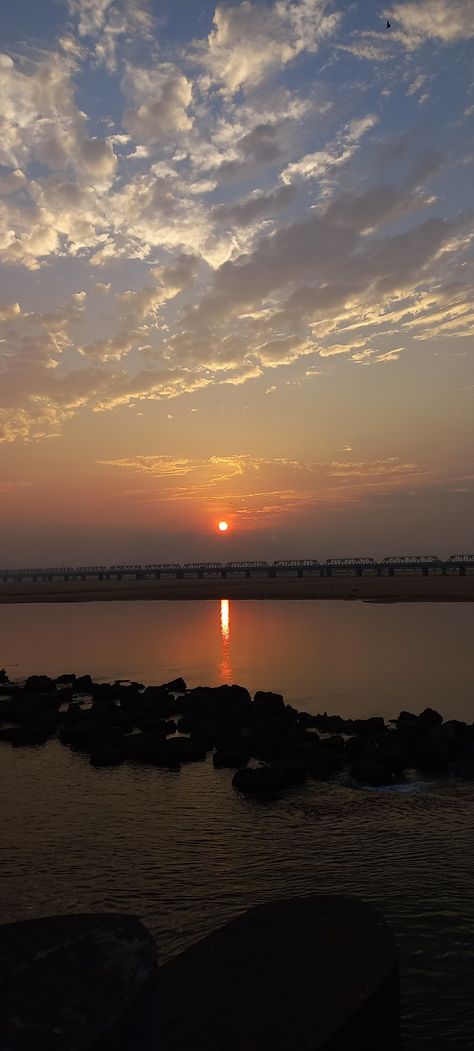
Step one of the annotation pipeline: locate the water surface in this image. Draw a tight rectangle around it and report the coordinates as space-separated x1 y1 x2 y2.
1 599 474 1050
1 598 473 720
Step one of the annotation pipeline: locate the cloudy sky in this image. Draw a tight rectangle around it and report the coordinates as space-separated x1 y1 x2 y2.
0 0 473 564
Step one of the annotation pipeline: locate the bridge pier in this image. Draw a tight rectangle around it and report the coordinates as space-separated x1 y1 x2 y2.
298 569 303 577
388 567 394 577
422 567 429 577
221 570 227 579
356 568 362 577
460 566 465 576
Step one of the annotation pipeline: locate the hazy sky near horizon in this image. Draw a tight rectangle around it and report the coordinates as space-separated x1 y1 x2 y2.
0 0 473 564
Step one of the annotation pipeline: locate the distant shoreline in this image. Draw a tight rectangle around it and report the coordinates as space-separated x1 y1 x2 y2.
0 575 473 604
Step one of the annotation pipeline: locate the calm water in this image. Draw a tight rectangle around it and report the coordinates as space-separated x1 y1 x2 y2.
1 598 473 720
1 599 474 1050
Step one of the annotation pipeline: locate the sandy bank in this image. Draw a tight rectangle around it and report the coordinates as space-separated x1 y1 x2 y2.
0 574 472 604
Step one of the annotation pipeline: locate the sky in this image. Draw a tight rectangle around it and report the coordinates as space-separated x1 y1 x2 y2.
0 0 473 566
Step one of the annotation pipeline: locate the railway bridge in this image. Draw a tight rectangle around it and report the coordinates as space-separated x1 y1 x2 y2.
0 554 472 583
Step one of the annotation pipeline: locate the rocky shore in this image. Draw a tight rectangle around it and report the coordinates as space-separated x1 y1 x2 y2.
1 668 473 792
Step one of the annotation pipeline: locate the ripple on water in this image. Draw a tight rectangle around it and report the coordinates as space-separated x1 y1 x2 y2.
1 741 474 1050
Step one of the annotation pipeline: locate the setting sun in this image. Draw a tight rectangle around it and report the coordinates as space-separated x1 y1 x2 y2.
218 521 229 532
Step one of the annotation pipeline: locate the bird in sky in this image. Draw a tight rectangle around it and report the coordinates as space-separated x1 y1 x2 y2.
386 19 391 28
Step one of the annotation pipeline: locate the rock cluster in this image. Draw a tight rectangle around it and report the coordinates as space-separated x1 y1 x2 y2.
1 671 473 793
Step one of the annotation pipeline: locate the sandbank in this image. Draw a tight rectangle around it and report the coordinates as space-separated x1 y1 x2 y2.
0 574 472 603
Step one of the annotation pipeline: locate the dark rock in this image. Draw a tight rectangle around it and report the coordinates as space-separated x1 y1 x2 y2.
269 758 308 783
419 707 443 729
213 750 250 769
351 759 395 787
353 717 386 736
0 669 8 685
191 720 218 749
325 734 345 752
7 727 50 747
140 686 171 703
0 913 159 1050
24 675 56 694
396 710 419 726
56 673 77 685
253 691 285 716
232 765 291 795
307 744 343 779
89 745 125 767
160 677 186 693
75 674 93 692
345 736 365 760
160 895 400 1051
314 713 349 735
413 738 456 773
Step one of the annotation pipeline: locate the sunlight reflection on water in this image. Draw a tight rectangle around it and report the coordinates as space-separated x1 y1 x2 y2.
219 598 231 682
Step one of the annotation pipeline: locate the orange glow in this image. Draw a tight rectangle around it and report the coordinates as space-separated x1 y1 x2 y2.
219 598 232 681
218 520 229 532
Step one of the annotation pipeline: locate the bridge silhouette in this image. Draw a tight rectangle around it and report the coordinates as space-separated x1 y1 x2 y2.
1 554 473 582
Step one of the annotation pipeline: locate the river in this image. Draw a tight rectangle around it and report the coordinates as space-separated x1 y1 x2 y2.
1 598 473 1049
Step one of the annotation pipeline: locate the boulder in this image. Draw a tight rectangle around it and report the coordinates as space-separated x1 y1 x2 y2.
89 745 125 767
56 673 77 685
419 707 443 729
0 913 159 1050
159 896 400 1051
232 765 291 795
351 759 395 787
24 675 56 694
75 675 93 693
213 750 250 769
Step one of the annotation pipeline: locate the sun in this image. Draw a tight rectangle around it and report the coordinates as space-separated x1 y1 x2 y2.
218 520 229 532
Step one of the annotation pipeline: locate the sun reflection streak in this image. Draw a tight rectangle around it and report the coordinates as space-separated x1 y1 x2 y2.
219 598 232 681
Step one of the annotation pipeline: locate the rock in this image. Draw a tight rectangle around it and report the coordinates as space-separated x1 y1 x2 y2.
353 717 386 736
160 677 186 693
253 691 285 716
307 744 343 780
89 744 125 767
351 759 395 787
24 675 56 694
419 707 443 729
0 669 8 685
56 673 77 685
413 738 456 773
159 895 400 1051
0 913 159 1050
269 758 308 782
345 736 365 760
324 734 345 752
7 727 50 747
75 674 93 692
213 750 250 769
232 765 291 795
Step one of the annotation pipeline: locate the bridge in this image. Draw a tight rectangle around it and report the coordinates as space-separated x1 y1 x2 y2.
0 554 473 583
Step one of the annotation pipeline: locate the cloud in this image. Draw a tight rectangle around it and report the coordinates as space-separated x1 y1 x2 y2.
122 65 193 144
392 0 474 48
68 0 153 69
201 0 340 94
0 50 117 187
211 184 295 227
0 169 27 196
96 452 431 527
281 113 377 185
0 302 21 322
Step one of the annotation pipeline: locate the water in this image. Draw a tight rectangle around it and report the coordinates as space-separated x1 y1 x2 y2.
1 599 474 1049
1 598 473 720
